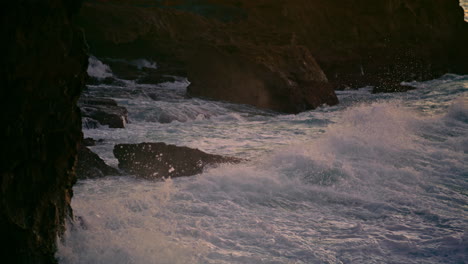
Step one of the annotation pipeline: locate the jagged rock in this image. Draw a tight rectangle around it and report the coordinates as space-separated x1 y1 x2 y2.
76 146 120 179
113 142 242 179
78 0 468 98
186 44 338 113
0 0 87 262
79 96 128 128
77 1 338 113
83 137 96 146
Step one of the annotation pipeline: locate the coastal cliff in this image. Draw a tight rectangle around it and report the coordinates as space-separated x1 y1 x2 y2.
0 0 88 263
78 0 467 108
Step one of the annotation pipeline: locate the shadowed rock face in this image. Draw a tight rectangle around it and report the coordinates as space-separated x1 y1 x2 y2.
186 44 338 113
78 0 467 103
114 143 242 179
79 97 128 128
77 0 339 113
76 146 120 179
0 0 87 263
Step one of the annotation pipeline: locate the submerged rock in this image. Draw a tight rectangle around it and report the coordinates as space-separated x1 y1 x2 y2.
76 145 120 179
113 142 242 179
79 96 128 128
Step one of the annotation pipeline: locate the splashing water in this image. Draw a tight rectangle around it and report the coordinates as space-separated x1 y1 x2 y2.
58 68 468 263
87 56 113 80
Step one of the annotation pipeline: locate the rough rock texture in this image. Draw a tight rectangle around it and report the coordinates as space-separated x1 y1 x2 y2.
76 146 120 179
77 0 338 113
78 0 467 102
79 97 128 128
114 143 242 179
186 44 338 113
0 0 87 263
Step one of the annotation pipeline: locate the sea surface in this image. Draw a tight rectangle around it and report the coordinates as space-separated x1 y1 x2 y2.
57 57 467 264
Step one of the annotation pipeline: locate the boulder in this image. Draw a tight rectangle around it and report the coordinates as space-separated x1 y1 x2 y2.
76 145 120 179
113 142 242 179
79 96 128 128
186 44 338 113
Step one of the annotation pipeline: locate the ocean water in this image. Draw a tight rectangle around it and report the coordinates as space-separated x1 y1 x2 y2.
57 58 467 264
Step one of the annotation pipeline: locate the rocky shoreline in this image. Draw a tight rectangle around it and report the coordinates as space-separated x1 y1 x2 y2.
1 0 467 263
77 0 468 110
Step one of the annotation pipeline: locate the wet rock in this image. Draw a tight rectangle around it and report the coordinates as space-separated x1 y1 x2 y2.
101 59 144 80
82 137 104 146
0 0 87 262
113 142 242 179
83 137 96 146
187 44 338 113
82 117 100 129
137 74 176 84
79 96 128 128
76 145 120 179
87 76 127 86
78 0 468 98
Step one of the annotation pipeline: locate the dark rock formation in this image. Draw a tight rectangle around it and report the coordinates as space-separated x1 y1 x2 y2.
97 58 178 84
79 96 128 128
83 137 96 146
78 0 468 101
186 44 338 113
76 146 120 179
82 137 105 146
0 0 87 263
113 143 242 179
77 0 338 113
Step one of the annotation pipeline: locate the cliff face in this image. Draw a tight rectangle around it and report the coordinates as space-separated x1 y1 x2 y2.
77 0 339 113
78 0 468 97
0 0 87 263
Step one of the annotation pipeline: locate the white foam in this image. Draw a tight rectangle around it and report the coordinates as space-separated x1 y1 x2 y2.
87 56 113 79
130 59 158 70
64 74 468 263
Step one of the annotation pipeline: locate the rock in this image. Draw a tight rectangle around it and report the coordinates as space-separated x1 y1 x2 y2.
83 137 96 146
82 117 100 129
0 0 87 262
79 96 128 128
76 145 120 179
137 73 176 84
87 76 127 86
77 1 338 113
100 59 143 80
113 143 243 179
186 44 338 113
78 0 468 98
